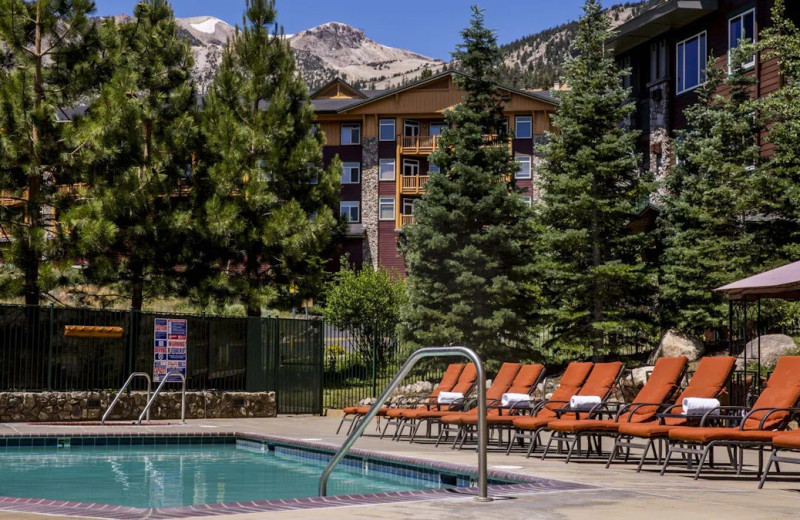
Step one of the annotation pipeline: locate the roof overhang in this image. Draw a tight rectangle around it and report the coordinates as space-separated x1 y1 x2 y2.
715 261 800 301
608 0 719 55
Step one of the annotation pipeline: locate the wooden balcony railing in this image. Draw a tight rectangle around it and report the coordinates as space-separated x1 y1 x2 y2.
400 135 439 155
401 175 429 195
401 214 416 227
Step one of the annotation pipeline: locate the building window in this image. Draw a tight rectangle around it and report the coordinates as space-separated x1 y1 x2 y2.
430 122 448 136
379 119 396 141
341 124 361 145
650 39 667 82
522 195 532 206
515 155 532 179
403 159 420 176
403 120 420 137
379 197 395 221
515 116 532 139
340 201 360 223
341 162 360 184
729 8 756 69
379 158 395 181
403 198 416 215
428 161 440 174
676 31 707 94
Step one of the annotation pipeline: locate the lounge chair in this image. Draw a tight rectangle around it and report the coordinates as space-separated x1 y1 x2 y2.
388 363 478 440
402 362 532 443
661 356 800 479
508 361 625 457
759 430 800 489
438 363 549 448
544 356 687 462
337 362 465 435
609 356 736 471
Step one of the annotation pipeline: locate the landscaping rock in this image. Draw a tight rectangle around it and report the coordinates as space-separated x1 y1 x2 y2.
737 334 798 369
631 366 654 389
650 330 704 362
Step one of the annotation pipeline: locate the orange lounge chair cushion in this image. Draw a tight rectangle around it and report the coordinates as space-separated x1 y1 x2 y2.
668 426 788 443
617 422 678 438
506 364 544 395
574 361 623 401
772 431 800 449
744 356 800 430
627 356 687 419
401 409 458 420
450 363 478 395
486 363 523 401
547 418 625 433
542 362 594 411
434 363 467 396
512 415 554 430
661 356 736 425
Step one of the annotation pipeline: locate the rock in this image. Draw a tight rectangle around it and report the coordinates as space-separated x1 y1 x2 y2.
631 366 654 389
650 330 704 363
737 334 798 369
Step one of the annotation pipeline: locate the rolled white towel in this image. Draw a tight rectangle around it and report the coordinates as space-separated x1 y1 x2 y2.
437 392 464 405
569 395 601 411
501 393 531 407
682 397 720 416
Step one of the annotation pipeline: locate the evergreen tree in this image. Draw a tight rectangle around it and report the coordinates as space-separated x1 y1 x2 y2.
756 0 800 262
537 0 651 359
0 0 100 304
399 6 540 360
195 0 341 316
65 0 198 310
658 43 761 335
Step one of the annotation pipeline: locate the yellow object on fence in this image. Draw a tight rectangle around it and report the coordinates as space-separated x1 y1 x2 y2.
64 325 124 338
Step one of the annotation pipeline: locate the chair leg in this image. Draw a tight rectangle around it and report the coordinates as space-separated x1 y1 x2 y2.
605 435 621 469
636 439 654 473
759 449 779 489
694 443 714 480
507 430 520 456
380 418 393 439
660 442 675 476
565 433 581 463
336 415 349 434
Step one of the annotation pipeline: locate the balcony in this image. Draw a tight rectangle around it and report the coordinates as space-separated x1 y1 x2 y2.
400 135 440 155
401 175 429 195
401 214 416 227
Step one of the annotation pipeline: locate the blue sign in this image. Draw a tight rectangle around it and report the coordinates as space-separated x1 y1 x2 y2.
153 318 187 383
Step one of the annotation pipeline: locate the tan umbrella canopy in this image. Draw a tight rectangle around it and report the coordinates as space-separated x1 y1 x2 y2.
715 260 800 301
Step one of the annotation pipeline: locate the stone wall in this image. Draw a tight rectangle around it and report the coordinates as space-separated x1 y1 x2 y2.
0 391 276 422
648 78 672 194
361 137 379 269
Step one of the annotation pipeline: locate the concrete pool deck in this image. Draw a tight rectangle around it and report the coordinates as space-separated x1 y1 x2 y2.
0 416 798 519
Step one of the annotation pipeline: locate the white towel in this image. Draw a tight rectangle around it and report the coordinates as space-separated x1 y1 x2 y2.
569 395 601 411
437 392 464 405
501 393 530 407
682 397 720 416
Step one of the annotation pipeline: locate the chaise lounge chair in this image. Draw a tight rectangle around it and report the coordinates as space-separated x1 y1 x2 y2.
759 430 800 489
544 356 688 462
661 356 800 480
608 356 736 471
508 361 625 457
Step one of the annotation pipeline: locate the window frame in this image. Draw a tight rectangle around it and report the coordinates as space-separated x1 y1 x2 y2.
515 155 532 180
428 161 440 174
379 119 396 141
521 195 533 207
341 162 361 184
378 197 395 221
403 159 420 177
515 115 532 139
379 158 396 181
402 198 416 215
403 120 420 137
429 122 448 136
728 8 756 71
676 31 708 95
341 123 361 145
340 201 361 223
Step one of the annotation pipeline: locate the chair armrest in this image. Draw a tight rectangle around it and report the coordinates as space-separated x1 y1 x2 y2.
741 407 800 430
698 405 745 426
615 402 668 422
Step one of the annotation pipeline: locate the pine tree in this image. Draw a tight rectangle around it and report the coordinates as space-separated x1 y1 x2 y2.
658 43 762 335
0 0 100 304
537 0 651 359
194 0 341 316
399 6 540 360
64 0 198 310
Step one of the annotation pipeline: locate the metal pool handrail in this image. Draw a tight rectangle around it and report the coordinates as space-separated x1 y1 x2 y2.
318 346 492 502
138 372 186 425
103 372 152 425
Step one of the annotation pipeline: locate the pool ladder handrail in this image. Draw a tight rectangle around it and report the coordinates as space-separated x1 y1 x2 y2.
138 372 186 425
318 346 492 502
102 372 152 425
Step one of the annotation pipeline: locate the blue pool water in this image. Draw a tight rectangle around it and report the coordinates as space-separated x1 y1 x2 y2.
0 440 459 508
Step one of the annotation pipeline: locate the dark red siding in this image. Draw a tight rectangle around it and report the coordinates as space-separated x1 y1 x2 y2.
378 223 405 274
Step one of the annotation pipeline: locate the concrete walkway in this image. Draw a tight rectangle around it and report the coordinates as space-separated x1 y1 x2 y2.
0 416 798 519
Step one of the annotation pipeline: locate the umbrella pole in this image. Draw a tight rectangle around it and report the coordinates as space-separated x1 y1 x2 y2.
757 297 762 395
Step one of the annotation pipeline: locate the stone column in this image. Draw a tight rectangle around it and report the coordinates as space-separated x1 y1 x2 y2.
648 79 671 199
361 137 379 270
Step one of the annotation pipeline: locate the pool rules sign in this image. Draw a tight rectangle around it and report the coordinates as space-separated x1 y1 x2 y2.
153 318 187 382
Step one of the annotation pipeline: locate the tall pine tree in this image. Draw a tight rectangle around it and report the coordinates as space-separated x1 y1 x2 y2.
537 0 651 359
0 0 100 304
399 6 540 360
658 43 762 335
195 0 341 316
65 0 198 310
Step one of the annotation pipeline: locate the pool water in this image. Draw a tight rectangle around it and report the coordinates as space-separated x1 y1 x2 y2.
0 442 456 508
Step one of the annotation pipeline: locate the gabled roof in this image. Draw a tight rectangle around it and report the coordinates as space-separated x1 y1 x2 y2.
310 78 367 100
311 70 559 114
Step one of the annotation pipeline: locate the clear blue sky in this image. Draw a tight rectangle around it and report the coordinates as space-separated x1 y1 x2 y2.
94 0 592 60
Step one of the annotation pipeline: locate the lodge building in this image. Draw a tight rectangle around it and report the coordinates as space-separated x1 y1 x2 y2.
310 71 559 272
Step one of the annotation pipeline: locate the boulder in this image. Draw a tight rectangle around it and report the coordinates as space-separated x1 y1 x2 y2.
631 366 654 389
650 330 704 363
737 334 798 369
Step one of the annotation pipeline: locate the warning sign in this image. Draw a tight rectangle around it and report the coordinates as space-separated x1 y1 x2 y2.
153 318 187 383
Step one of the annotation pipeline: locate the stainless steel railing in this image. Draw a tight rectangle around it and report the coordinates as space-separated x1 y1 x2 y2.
138 372 186 425
319 346 492 502
102 372 152 425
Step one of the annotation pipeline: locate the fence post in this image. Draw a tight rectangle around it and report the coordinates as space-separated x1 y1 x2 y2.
273 317 281 413
126 308 135 381
318 318 325 415
46 303 54 391
371 319 378 399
